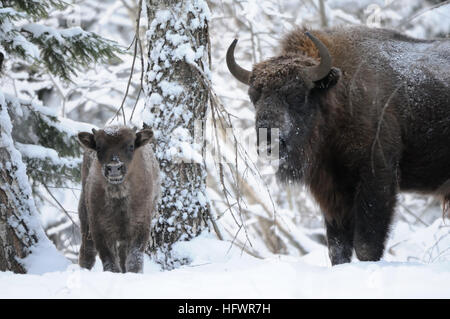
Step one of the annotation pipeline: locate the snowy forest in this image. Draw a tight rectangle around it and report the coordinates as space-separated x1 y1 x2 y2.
0 0 449 298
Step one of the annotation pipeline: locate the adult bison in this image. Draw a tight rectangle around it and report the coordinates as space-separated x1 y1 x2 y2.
77 126 160 273
226 26 450 265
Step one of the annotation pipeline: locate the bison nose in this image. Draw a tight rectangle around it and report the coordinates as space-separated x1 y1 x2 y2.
106 163 124 176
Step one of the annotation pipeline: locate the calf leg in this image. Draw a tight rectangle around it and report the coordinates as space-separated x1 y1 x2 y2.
93 235 120 273
78 193 96 269
125 248 144 273
118 241 128 273
125 228 149 273
353 168 397 261
79 233 96 269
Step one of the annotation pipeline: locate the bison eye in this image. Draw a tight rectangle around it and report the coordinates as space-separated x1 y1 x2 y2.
248 86 261 104
128 144 135 153
286 92 304 106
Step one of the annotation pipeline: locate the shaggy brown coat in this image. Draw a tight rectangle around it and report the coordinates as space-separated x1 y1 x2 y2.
77 126 160 273
228 25 450 265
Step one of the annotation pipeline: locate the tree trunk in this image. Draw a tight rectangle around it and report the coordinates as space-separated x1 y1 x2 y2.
144 0 211 269
0 95 39 273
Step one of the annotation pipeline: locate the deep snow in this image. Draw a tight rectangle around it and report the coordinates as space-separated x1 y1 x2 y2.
1 230 449 299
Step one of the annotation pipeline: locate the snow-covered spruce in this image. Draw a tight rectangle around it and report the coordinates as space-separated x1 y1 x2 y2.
5 93 95 191
0 2 121 81
0 0 121 273
143 0 212 268
0 0 120 194
0 91 68 273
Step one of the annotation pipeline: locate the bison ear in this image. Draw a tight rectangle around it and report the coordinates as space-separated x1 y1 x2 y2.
135 128 154 148
313 67 341 90
78 132 96 150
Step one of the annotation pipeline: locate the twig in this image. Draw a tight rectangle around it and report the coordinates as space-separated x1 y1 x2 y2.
130 0 146 123
43 183 79 229
129 86 142 122
370 84 401 174
45 185 81 191
399 202 429 227
397 0 450 29
110 0 143 126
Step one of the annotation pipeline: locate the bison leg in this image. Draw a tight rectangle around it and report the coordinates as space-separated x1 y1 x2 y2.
125 228 149 273
118 241 128 273
353 169 397 262
78 193 96 269
318 185 355 265
325 217 354 265
79 233 96 269
93 235 120 273
125 248 144 273
98 247 120 273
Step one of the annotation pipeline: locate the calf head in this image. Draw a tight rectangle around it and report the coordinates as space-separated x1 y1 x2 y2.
226 32 341 180
78 126 153 184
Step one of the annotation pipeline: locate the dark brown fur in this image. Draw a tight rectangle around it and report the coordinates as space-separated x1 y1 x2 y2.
77 126 160 273
241 26 450 264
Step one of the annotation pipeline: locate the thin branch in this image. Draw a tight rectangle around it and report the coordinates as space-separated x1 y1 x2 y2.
129 6 146 123
110 0 143 126
43 183 79 230
399 203 430 227
398 0 450 29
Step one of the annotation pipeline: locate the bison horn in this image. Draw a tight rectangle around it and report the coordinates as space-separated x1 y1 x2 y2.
226 39 251 85
305 31 332 82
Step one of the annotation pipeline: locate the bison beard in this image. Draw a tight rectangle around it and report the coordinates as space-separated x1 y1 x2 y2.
227 26 450 265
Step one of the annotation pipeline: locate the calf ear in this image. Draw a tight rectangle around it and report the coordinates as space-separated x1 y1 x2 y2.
135 129 154 148
78 132 96 150
313 67 341 90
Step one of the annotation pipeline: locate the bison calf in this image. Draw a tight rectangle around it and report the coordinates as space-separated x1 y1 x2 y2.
77 126 160 273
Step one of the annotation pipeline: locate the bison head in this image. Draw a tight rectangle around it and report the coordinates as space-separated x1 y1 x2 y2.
78 126 153 184
226 32 341 181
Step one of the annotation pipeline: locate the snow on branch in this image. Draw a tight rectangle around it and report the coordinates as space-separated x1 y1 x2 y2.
1 0 68 20
5 93 95 188
20 24 124 81
0 90 69 273
0 3 124 82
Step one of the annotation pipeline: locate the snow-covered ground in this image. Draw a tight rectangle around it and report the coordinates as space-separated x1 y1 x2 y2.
1 227 449 299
